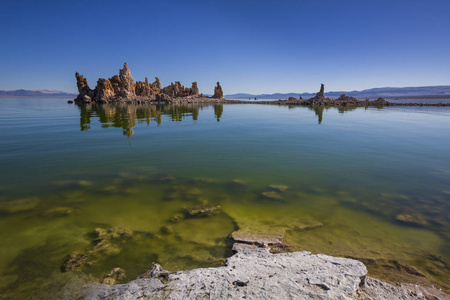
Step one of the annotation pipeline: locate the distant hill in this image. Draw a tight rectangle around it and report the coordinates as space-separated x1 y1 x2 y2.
226 85 450 100
0 89 77 98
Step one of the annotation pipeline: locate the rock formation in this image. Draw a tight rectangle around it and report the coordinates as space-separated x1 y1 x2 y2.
75 72 93 102
213 82 223 99
86 244 368 299
93 79 115 100
310 83 328 102
135 77 160 98
191 82 199 96
73 63 218 104
336 94 359 102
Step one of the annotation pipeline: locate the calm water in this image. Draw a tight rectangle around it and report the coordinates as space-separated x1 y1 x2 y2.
0 98 449 298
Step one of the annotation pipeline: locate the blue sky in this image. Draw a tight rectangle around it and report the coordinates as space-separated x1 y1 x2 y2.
1 0 449 94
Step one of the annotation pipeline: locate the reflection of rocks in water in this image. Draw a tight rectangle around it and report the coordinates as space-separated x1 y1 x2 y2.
213 103 223 122
77 103 216 137
308 105 358 124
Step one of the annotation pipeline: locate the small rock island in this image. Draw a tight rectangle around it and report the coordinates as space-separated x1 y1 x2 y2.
74 63 223 104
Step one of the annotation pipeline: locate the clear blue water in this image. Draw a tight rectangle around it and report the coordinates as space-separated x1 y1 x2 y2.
0 98 449 297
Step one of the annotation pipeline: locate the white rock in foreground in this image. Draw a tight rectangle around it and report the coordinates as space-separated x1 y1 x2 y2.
87 244 367 299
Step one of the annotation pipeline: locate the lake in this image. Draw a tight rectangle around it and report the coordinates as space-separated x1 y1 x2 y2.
0 98 449 298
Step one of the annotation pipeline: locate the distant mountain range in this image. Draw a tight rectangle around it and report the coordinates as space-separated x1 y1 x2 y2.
2 85 450 100
226 85 450 100
0 89 77 98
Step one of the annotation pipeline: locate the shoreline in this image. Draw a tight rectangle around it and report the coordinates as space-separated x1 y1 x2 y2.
70 96 450 107
82 240 449 299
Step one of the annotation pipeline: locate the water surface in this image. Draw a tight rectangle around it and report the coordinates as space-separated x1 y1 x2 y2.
0 98 449 298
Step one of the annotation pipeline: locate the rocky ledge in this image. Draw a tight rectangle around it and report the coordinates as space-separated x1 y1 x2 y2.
73 63 224 104
85 243 367 299
82 242 447 299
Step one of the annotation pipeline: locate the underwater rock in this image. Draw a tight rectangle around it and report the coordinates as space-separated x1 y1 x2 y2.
261 191 283 200
62 253 89 272
159 225 173 235
102 278 116 285
268 184 289 192
231 218 322 249
0 197 40 213
94 227 133 240
231 179 246 185
138 263 170 283
89 227 133 257
231 227 286 248
102 267 125 285
185 205 221 217
170 213 185 222
396 213 428 226
43 207 79 217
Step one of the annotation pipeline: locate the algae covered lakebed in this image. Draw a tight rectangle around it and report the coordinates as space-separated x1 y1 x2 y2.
0 98 449 298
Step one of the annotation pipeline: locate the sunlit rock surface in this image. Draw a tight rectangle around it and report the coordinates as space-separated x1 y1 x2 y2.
86 244 368 299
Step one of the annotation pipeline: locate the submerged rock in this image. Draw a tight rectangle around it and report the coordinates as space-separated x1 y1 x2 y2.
185 205 221 217
62 253 89 272
268 184 289 192
43 206 79 217
396 213 428 226
231 227 286 247
0 197 40 213
261 191 283 200
102 267 126 285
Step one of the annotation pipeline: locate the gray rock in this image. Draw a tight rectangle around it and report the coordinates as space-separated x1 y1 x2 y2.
87 244 367 299
360 276 449 300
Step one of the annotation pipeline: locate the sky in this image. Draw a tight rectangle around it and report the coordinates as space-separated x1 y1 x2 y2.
0 0 449 94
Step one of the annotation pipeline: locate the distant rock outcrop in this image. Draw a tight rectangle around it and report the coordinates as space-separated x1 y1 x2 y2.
213 82 223 99
310 84 329 102
336 94 359 102
73 63 220 104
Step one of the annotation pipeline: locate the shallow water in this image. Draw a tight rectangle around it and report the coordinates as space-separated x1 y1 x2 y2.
0 98 449 298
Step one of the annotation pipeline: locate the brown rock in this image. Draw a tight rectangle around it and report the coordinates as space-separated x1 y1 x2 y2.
185 205 221 217
94 78 115 100
213 82 223 99
155 93 172 102
372 97 388 106
336 94 359 102
62 253 88 272
109 63 136 99
162 81 192 98
191 82 199 96
75 72 93 97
